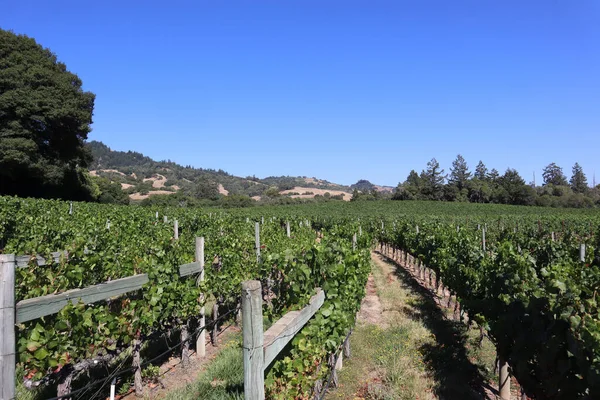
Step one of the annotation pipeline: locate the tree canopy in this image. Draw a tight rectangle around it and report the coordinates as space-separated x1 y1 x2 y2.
0 29 96 200
570 163 588 194
542 163 568 186
448 154 471 190
392 157 598 207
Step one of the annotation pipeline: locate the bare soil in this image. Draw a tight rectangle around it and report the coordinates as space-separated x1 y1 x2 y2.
119 324 240 399
356 273 384 327
279 186 352 201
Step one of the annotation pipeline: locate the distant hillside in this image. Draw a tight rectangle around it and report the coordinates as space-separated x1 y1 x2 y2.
86 141 392 202
350 179 395 193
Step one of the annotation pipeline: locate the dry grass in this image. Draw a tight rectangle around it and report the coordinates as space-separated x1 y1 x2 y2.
327 252 497 399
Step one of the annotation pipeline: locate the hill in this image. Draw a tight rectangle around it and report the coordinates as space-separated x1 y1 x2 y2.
86 141 393 202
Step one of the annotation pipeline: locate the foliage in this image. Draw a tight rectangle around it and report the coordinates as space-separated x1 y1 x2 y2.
571 163 589 194
0 29 96 201
377 212 600 400
1 196 370 399
448 154 471 191
543 162 568 186
92 177 129 205
420 158 445 201
350 179 376 192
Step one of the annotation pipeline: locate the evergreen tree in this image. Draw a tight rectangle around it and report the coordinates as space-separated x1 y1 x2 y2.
499 169 535 205
542 162 568 186
448 154 471 190
570 163 589 193
401 170 422 199
488 168 500 181
420 158 445 200
474 161 488 180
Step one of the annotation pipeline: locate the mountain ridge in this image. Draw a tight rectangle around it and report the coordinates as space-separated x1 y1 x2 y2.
86 141 394 201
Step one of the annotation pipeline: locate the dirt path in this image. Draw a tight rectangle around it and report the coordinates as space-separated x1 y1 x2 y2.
327 250 499 400
120 324 240 399
356 273 384 327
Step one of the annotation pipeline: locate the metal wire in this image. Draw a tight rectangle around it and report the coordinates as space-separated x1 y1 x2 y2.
314 329 353 400
41 306 238 400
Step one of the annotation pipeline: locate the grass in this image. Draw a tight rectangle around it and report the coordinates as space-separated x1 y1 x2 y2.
328 252 497 399
161 333 244 400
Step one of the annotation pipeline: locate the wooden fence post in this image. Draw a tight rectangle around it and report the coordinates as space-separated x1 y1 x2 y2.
163 215 168 223
174 220 179 240
499 356 510 399
580 244 586 262
196 237 206 357
286 221 291 238
1 254 16 400
242 280 264 400
132 338 143 396
352 234 357 251
482 228 486 252
255 222 261 263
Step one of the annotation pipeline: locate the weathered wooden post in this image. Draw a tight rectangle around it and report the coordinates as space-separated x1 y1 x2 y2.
172 220 189 367
164 215 168 223
242 280 264 400
196 237 206 358
335 350 343 370
352 234 357 251
551 231 555 242
255 222 261 263
499 357 510 399
132 338 143 396
359 225 362 236
286 221 290 238
0 254 16 400
155 211 159 220
580 244 586 262
482 228 486 252
69 202 73 215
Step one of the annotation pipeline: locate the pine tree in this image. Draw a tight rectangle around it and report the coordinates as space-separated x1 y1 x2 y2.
474 161 488 180
448 154 471 190
420 158 445 200
542 163 568 186
570 163 588 193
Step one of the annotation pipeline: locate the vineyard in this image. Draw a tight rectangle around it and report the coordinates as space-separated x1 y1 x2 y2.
1 197 600 399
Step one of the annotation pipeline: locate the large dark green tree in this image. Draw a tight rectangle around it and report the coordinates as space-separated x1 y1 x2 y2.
474 160 488 180
447 154 471 203
570 163 588 193
542 162 568 186
420 158 445 200
498 169 536 205
448 154 471 190
0 29 96 199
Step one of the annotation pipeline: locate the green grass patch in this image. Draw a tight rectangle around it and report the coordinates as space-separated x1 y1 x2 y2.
162 334 244 400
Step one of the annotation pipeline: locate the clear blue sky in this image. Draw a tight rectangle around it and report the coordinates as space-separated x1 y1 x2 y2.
3 1 599 186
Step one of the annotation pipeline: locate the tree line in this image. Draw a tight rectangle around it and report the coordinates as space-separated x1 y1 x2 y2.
391 155 599 207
